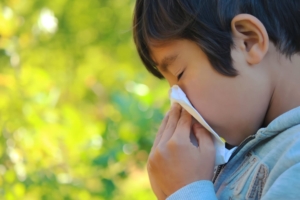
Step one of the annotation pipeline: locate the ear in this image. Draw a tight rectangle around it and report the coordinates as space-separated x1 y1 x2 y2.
231 14 269 65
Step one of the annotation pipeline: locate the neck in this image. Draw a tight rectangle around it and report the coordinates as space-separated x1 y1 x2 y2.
263 48 300 126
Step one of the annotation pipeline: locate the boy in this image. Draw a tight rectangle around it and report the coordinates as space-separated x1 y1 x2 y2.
133 0 300 199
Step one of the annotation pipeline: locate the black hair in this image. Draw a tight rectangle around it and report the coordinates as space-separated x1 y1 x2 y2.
133 0 300 79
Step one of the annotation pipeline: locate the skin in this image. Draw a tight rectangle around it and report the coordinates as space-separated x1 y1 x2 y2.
146 14 300 199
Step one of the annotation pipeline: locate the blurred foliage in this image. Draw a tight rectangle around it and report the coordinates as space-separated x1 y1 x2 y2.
0 0 169 199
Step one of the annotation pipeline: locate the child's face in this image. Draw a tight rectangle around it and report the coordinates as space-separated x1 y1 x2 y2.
150 39 272 145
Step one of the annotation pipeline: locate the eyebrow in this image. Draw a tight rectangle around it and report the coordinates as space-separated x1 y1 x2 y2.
157 54 179 72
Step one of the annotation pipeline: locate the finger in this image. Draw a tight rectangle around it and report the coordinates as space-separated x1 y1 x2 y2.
158 103 181 145
152 112 169 149
193 123 216 173
173 108 192 141
192 123 215 152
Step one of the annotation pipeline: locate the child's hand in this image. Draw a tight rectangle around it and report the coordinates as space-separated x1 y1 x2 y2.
147 103 215 197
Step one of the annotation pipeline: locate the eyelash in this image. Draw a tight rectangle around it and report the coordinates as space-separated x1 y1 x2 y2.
177 71 184 80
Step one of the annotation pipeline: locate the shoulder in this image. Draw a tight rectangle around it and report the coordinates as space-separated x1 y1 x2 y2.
258 123 300 164
259 125 300 195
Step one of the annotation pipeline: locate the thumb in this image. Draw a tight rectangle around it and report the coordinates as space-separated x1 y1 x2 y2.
192 123 215 152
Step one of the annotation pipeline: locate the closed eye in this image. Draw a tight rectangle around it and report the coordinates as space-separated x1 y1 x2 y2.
177 71 184 80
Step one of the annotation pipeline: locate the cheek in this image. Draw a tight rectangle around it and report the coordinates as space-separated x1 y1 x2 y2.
184 79 230 131
182 72 271 145
181 72 228 129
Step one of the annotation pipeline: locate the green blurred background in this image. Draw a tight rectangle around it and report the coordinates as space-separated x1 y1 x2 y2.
0 0 170 199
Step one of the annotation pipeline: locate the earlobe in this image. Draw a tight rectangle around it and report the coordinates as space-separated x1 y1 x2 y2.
231 14 269 65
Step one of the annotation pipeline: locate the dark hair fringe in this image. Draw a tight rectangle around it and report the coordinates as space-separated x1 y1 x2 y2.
133 0 300 79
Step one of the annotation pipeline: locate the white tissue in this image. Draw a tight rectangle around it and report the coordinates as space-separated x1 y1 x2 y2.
169 85 236 166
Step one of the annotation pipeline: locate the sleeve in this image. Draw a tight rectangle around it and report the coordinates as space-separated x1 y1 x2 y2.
166 180 217 200
262 163 300 200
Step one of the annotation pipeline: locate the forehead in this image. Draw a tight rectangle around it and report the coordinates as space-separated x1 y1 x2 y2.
149 40 183 60
149 39 204 71
149 40 190 69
